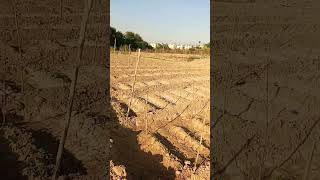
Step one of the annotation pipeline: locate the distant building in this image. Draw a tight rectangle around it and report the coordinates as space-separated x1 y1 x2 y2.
184 44 193 50
150 43 157 49
198 43 208 48
168 44 177 49
151 43 199 50
176 44 184 49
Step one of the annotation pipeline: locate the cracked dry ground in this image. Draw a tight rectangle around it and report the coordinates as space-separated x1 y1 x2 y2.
212 1 320 180
110 52 210 179
1 0 111 179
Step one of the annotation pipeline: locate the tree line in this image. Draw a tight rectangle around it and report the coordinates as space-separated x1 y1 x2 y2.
110 26 210 53
110 27 153 51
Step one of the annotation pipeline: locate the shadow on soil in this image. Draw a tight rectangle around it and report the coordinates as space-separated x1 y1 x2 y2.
109 106 176 180
0 110 87 177
154 132 188 162
0 134 27 180
29 130 87 176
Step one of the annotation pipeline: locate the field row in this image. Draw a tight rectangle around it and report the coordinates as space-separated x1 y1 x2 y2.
110 52 210 178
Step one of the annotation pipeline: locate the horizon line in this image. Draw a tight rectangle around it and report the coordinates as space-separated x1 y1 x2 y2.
111 26 209 46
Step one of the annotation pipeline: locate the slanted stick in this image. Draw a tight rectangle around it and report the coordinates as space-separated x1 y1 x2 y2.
52 0 93 179
126 49 141 119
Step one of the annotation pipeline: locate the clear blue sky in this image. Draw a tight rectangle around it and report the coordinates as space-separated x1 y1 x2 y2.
110 0 210 45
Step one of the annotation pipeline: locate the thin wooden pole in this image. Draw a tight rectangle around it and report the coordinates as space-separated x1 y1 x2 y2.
128 44 131 67
114 38 116 54
2 78 6 125
303 141 316 180
11 0 25 120
193 116 207 171
60 0 63 19
52 0 93 179
12 0 22 68
93 0 103 64
126 49 141 119
222 61 228 142
2 55 6 125
145 90 148 132
266 61 269 136
193 83 195 115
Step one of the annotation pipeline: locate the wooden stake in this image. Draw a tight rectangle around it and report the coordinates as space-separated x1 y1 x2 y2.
126 49 141 119
128 44 131 67
263 118 320 179
129 44 131 54
213 135 256 178
12 0 26 120
145 90 148 132
303 141 316 180
193 116 207 172
193 83 195 115
60 0 63 19
266 61 269 136
93 0 103 64
114 38 116 54
222 61 228 142
2 78 6 125
52 0 93 179
12 0 22 64
2 55 6 125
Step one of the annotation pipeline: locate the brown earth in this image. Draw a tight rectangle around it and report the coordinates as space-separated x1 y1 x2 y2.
212 1 320 179
1 0 111 179
110 52 210 179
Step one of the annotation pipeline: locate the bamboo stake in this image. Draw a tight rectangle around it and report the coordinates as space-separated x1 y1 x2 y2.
11 0 25 119
2 78 6 125
145 89 148 132
193 116 207 171
303 141 316 180
114 38 116 54
266 60 269 136
128 44 131 67
12 0 22 69
52 0 93 179
2 55 6 125
93 0 103 64
213 135 256 178
126 49 141 119
221 61 228 142
192 83 195 115
263 117 320 179
60 0 63 19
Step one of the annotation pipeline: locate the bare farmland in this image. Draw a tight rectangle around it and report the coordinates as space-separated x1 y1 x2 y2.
0 0 110 179
110 52 210 179
212 1 320 179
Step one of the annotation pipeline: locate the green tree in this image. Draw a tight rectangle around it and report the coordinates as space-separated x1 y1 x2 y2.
124 32 137 49
204 42 211 49
110 27 117 47
115 31 125 49
110 26 153 51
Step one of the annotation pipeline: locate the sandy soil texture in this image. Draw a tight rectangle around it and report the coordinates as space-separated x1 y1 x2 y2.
0 0 111 179
212 1 320 179
110 52 210 179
